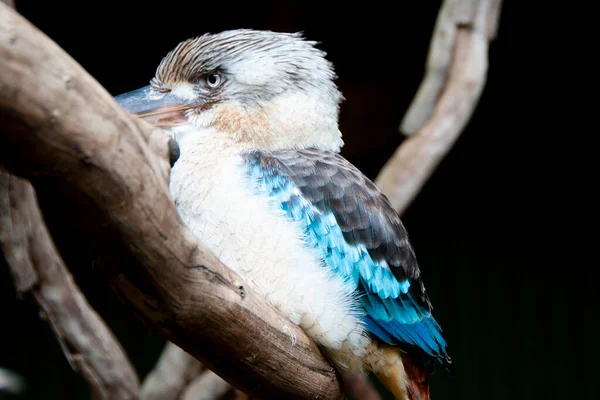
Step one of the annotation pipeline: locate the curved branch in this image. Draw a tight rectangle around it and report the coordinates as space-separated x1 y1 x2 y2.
0 172 140 399
375 0 502 214
0 5 340 399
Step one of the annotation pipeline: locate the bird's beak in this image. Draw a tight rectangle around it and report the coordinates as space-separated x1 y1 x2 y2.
114 85 203 128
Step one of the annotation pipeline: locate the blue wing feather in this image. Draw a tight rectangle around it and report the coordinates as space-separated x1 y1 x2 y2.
245 150 450 364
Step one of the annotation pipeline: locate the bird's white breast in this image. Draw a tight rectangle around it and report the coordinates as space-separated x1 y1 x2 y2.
169 134 369 363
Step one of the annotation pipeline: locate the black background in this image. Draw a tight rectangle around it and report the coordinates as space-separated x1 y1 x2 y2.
1 1 592 399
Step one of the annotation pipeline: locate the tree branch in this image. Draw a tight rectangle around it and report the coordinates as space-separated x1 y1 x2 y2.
141 343 250 400
375 0 502 214
0 172 140 399
180 370 236 400
140 343 204 400
0 367 26 396
0 5 341 399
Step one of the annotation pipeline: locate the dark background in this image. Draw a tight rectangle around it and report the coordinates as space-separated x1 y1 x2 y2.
1 1 591 399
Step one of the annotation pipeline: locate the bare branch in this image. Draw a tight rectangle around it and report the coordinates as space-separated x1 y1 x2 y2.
0 0 14 9
400 0 501 136
141 343 204 400
0 5 341 398
181 370 234 400
142 343 252 400
0 367 26 396
0 172 140 399
375 0 502 214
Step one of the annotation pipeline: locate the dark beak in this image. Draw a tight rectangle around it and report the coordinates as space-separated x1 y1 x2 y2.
114 85 203 128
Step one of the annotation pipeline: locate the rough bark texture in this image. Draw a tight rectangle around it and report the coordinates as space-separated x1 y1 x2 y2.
375 0 502 214
0 172 140 399
0 5 341 399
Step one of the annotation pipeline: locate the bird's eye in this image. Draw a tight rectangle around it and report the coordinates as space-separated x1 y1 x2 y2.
206 73 222 88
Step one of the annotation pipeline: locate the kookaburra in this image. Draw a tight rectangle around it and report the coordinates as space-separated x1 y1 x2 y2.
116 29 451 399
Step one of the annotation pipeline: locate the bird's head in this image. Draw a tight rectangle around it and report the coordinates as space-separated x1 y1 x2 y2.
116 29 344 152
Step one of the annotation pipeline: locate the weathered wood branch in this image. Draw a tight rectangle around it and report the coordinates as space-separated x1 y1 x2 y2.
0 5 340 399
0 367 25 396
1 2 138 399
140 343 204 400
140 342 246 400
0 0 14 9
0 172 140 399
181 370 237 400
375 0 502 214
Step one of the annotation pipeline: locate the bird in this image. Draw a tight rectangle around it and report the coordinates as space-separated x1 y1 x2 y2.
115 29 451 400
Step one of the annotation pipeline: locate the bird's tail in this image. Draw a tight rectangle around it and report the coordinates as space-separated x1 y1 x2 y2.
364 341 430 400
